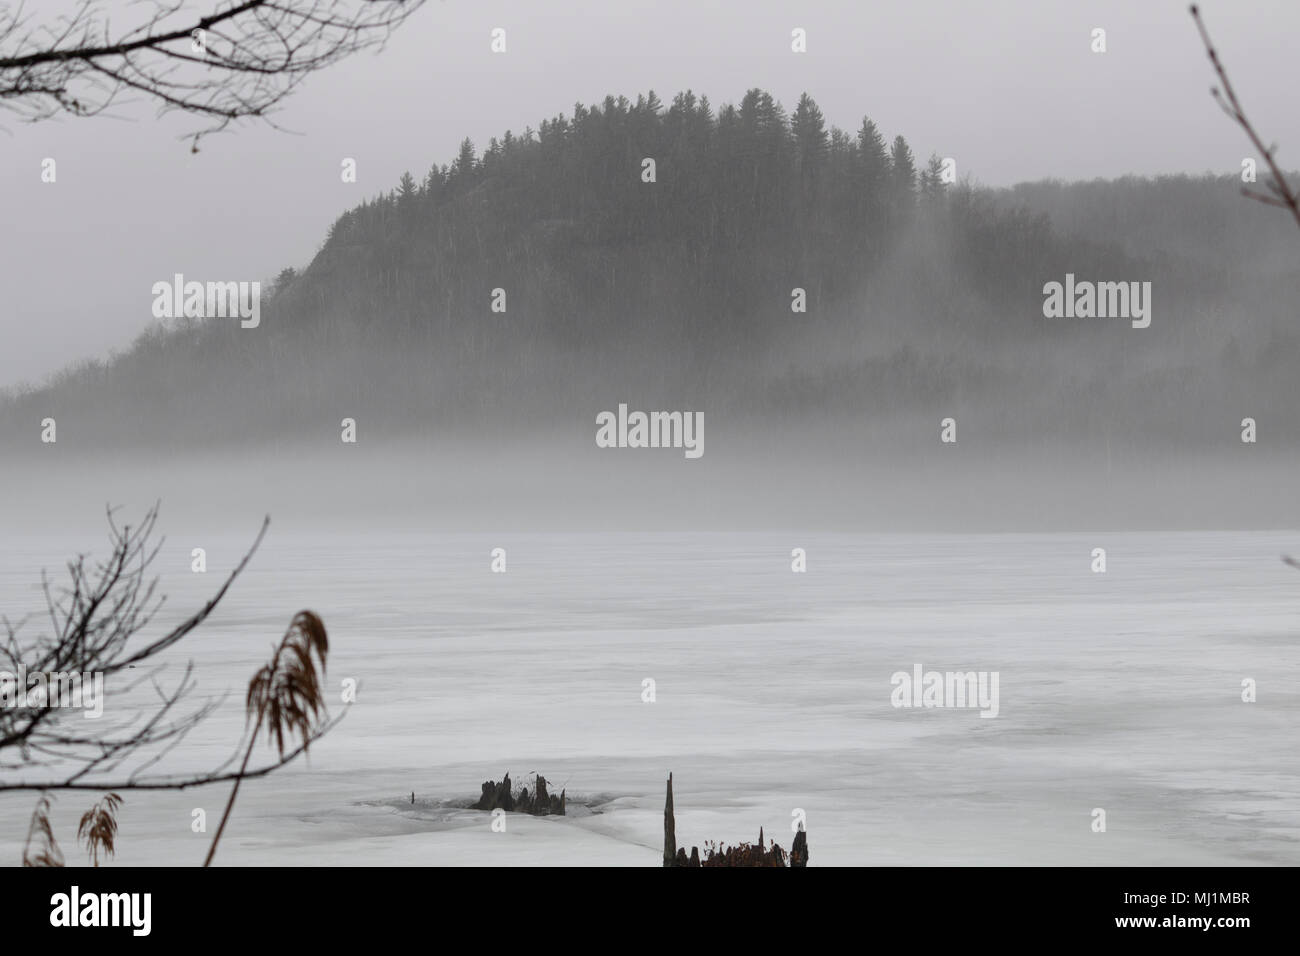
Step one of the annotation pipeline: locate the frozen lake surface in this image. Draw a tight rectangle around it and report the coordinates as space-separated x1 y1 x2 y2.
2 529 1299 866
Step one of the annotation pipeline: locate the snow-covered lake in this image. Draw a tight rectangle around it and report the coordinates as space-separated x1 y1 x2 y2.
2 529 1299 865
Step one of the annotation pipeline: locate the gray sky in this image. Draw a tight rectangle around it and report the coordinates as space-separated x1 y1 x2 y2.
2 0 1296 389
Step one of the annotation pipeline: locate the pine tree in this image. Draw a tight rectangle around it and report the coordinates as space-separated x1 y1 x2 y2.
920 153 947 204
446 138 477 193
790 93 829 188
397 171 417 207
855 118 892 218
454 138 476 177
889 135 916 210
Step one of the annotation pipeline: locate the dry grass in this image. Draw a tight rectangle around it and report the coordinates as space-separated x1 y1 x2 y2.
245 611 330 756
204 611 329 866
77 792 122 867
21 793 63 867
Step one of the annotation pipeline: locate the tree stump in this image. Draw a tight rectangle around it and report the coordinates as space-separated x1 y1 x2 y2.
663 772 808 867
663 772 677 867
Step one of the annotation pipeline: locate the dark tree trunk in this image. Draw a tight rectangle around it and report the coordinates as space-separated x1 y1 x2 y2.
663 773 677 867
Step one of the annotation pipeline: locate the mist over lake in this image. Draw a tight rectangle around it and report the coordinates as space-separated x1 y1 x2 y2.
3 0 1299 880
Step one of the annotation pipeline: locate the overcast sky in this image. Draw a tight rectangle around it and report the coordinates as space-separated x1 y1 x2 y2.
1 0 1296 389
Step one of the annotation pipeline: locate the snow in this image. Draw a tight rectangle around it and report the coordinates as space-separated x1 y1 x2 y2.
2 530 1299 865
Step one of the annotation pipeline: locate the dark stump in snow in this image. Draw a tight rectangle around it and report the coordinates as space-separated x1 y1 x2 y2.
474 772 565 816
662 773 808 867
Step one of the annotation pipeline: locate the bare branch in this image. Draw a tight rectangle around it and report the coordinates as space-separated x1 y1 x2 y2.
0 505 343 799
0 717 341 793
1190 4 1300 230
0 1 424 148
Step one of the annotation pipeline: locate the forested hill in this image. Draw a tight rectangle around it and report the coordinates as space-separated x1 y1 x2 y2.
3 88 1298 452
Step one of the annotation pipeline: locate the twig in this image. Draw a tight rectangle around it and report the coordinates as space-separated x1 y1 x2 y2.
1190 4 1300 230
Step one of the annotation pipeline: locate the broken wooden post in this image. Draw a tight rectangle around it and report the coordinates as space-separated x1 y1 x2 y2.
535 775 550 815
790 827 809 867
663 772 677 867
664 772 808 866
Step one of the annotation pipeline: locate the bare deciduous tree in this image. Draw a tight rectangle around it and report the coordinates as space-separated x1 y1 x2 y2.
0 503 339 795
0 0 424 148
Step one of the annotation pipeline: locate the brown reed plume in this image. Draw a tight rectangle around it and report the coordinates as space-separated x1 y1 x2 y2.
77 792 122 867
21 793 64 867
203 611 329 866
